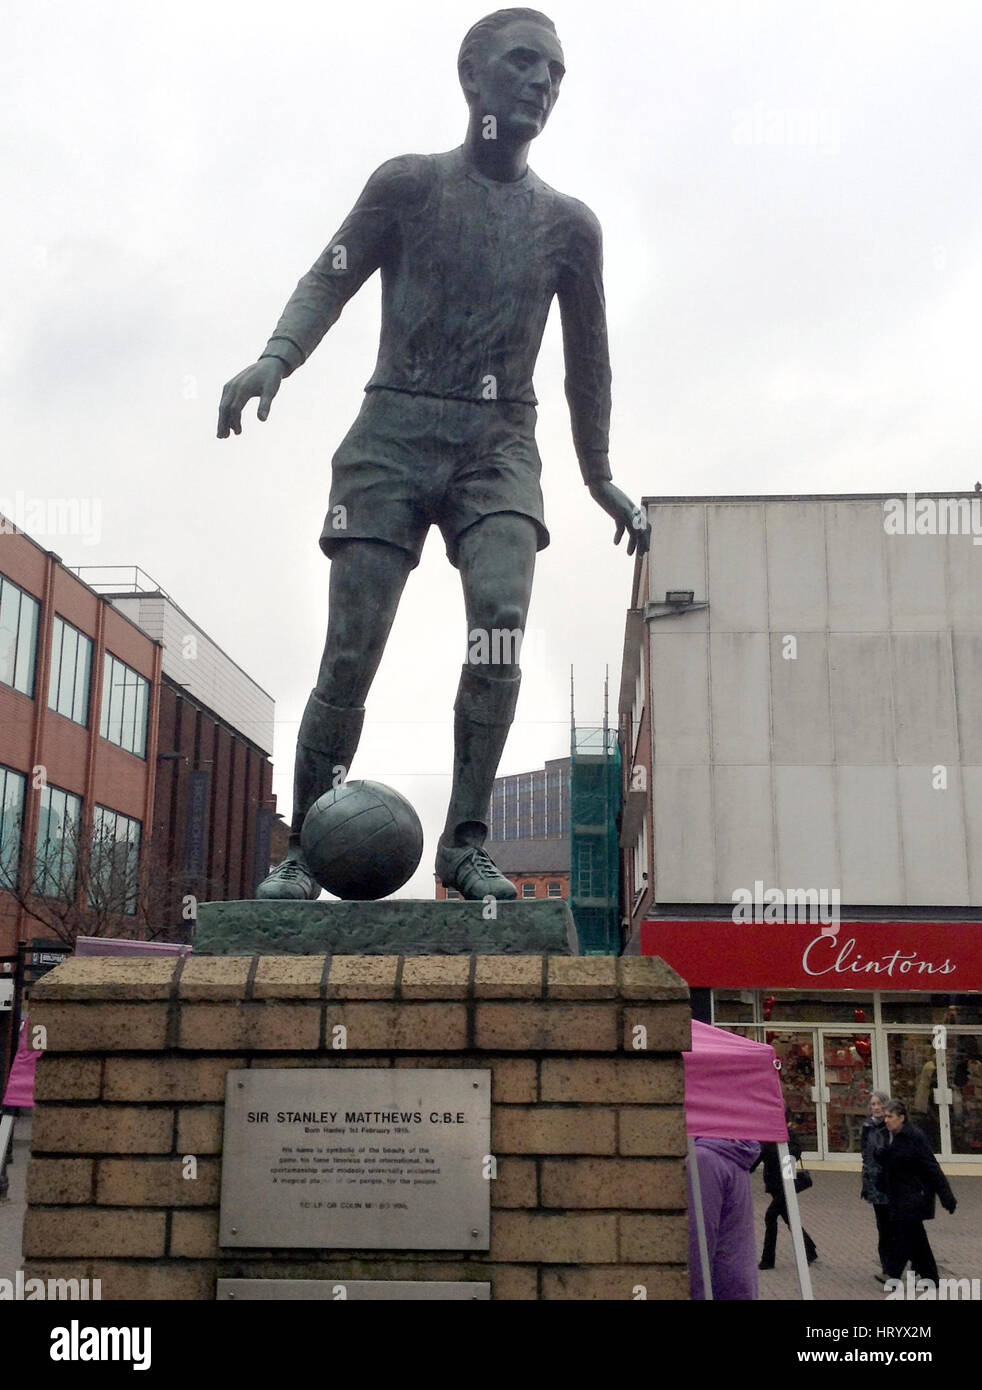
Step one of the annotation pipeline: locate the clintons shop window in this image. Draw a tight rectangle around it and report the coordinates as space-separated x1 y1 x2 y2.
713 990 878 1025
761 990 876 1024
708 990 982 1160
880 993 982 1026
710 991 982 1028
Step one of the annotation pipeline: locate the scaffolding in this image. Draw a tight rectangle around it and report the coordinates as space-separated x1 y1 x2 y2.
569 670 621 955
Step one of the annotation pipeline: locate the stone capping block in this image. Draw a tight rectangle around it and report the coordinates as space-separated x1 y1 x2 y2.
178 958 250 1000
547 956 618 998
473 956 544 998
325 956 400 999
400 957 471 999
253 957 325 999
616 957 688 1001
30 957 178 1001
20 953 687 1005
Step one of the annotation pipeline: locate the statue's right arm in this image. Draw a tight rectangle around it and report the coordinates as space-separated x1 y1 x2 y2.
217 156 421 438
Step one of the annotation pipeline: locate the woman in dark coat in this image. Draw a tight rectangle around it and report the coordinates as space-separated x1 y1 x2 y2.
880 1099 957 1283
756 1124 818 1269
860 1091 891 1281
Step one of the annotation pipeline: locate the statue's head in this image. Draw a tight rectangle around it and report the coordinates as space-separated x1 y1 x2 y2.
458 9 564 142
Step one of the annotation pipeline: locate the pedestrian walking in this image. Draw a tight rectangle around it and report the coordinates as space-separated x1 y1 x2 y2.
880 1099 957 1284
861 1090 891 1282
756 1124 818 1269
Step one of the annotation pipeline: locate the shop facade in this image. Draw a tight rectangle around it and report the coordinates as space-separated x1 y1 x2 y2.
641 917 982 1162
617 490 982 1170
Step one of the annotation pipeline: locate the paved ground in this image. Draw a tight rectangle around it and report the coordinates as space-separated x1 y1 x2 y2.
1 1119 978 1300
753 1168 982 1301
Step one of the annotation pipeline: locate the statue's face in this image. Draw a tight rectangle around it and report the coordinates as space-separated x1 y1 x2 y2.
468 20 565 141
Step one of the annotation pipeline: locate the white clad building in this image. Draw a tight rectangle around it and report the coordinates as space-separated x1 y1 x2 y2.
619 493 982 1163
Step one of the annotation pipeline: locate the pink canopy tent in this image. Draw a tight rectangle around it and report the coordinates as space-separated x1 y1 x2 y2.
684 1019 788 1141
2 1016 39 1109
683 1019 813 1300
1 938 191 1192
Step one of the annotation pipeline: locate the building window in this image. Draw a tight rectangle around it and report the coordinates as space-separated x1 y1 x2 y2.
90 805 142 915
521 882 536 899
0 764 26 888
0 574 40 697
100 654 149 757
545 762 568 838
632 817 649 899
48 617 93 726
35 784 83 900
547 881 562 897
445 888 462 901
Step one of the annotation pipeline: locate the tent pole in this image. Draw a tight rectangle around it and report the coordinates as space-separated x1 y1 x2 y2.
687 1137 714 1300
778 1141 813 1301
0 1110 16 1201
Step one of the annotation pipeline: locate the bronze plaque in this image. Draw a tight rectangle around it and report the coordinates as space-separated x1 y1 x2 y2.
219 1068 491 1249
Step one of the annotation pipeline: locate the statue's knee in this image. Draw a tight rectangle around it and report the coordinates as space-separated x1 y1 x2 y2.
319 645 365 704
490 603 524 632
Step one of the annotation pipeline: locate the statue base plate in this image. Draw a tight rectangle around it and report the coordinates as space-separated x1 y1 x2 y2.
193 898 579 956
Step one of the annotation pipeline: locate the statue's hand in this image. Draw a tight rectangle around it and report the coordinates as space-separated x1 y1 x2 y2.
588 480 651 556
217 358 284 438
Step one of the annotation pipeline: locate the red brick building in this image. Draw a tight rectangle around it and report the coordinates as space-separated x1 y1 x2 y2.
0 535 275 1089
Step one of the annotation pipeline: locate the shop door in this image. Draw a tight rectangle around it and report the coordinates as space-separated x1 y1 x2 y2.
767 1029 820 1157
819 1031 874 1156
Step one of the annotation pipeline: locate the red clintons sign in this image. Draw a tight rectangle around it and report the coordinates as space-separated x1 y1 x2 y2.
640 920 982 991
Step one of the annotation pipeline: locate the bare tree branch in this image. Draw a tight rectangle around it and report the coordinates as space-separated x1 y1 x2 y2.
0 812 221 948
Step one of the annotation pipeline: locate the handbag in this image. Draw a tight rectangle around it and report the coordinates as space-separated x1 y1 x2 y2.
794 1162 813 1194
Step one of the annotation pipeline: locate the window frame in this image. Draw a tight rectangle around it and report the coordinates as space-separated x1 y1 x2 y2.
99 653 150 758
48 615 93 727
0 574 40 698
90 803 143 915
0 763 27 889
35 782 83 901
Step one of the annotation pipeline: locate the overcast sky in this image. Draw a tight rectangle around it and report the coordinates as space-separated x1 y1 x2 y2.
5 1 981 896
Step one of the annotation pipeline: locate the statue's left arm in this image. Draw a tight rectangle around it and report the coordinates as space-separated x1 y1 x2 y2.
557 205 650 557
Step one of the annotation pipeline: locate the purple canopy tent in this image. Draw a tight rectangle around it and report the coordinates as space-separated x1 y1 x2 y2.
684 1020 813 1300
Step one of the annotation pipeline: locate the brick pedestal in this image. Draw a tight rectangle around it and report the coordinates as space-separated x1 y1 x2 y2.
24 954 690 1300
